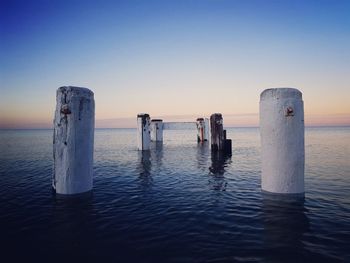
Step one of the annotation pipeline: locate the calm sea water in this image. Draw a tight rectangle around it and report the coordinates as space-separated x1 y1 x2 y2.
0 127 349 262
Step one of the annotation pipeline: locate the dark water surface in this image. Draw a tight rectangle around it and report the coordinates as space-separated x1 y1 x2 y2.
1 127 349 262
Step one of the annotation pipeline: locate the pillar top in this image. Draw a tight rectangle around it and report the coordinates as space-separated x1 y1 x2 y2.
58 86 94 97
260 88 302 101
137 113 150 118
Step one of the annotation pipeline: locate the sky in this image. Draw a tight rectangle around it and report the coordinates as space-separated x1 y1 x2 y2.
1 0 349 128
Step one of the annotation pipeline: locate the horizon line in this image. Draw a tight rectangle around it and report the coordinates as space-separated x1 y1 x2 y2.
1 113 349 129
1 125 349 130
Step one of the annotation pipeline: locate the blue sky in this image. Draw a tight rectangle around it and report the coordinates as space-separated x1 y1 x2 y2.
1 0 350 127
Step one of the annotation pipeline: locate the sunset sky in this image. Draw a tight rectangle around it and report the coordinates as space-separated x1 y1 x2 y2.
1 0 349 128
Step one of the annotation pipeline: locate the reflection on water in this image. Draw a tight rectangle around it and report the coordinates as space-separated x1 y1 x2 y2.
262 192 310 262
196 141 210 171
152 141 164 167
137 151 152 188
138 151 151 176
136 143 164 188
208 151 231 191
1 128 349 262
51 193 96 261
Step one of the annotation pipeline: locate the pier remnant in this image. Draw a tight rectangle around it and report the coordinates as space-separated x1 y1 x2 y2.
223 130 232 154
204 118 210 142
260 88 305 195
150 119 163 142
210 113 232 155
137 113 151 150
137 116 211 147
210 114 224 151
196 118 209 142
53 86 95 195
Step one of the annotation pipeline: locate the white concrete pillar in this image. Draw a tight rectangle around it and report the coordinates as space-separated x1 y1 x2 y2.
53 86 95 195
150 119 163 141
196 118 210 142
210 113 224 151
204 118 210 142
137 113 151 150
196 118 205 142
260 88 305 194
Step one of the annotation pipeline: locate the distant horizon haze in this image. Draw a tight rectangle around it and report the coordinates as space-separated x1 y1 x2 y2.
0 113 349 129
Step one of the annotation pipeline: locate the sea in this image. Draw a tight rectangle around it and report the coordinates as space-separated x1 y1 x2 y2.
0 127 349 262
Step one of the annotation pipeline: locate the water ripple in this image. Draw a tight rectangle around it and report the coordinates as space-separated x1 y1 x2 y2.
0 128 349 262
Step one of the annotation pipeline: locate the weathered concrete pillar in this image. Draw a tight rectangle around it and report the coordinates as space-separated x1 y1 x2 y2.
210 113 232 155
53 86 95 195
260 88 305 195
196 118 206 142
150 119 163 142
204 118 210 141
223 130 232 155
137 114 151 150
210 113 224 151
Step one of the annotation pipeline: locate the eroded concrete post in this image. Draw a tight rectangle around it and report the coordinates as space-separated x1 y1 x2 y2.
210 113 224 151
223 130 232 154
204 118 210 142
210 113 231 155
53 86 95 195
260 88 305 195
137 114 151 150
150 119 163 142
196 118 206 142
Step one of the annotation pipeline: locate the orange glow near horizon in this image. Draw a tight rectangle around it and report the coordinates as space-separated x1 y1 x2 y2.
1 112 349 129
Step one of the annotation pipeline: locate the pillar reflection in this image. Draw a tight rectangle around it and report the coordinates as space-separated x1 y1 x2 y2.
137 150 153 188
208 152 231 191
196 141 210 171
262 192 309 262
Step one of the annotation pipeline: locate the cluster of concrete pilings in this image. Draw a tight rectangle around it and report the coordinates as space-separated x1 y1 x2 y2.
136 113 231 155
136 115 210 148
53 86 304 198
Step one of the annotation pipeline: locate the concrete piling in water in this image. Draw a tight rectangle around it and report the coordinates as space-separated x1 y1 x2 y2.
210 113 232 155
210 114 224 151
196 118 206 142
223 130 232 154
53 86 95 195
137 113 151 150
204 118 210 142
260 88 305 195
150 119 163 142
